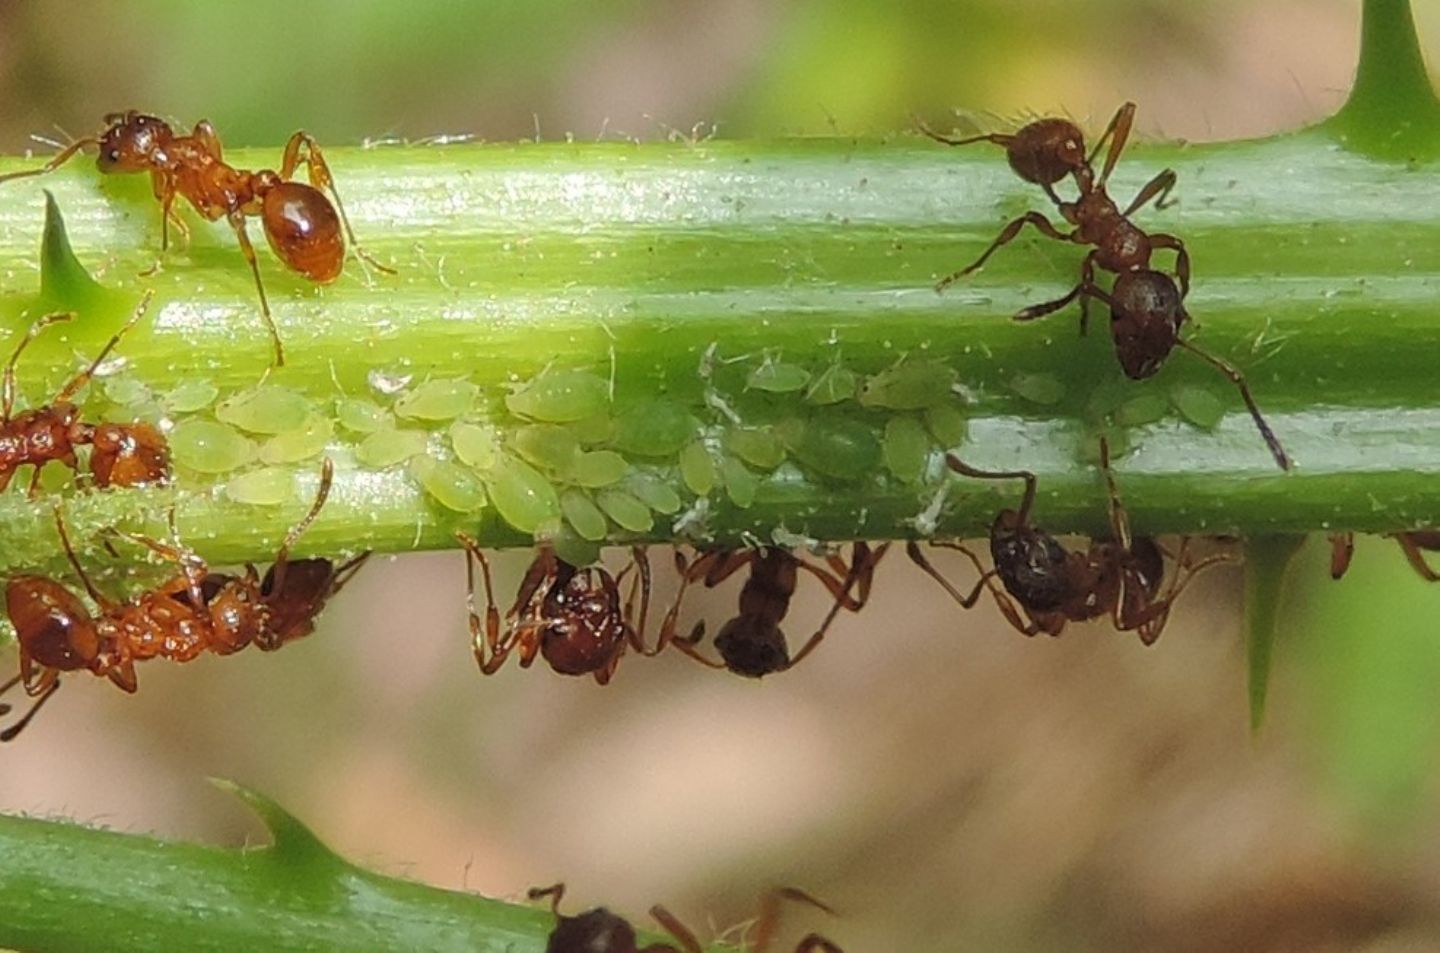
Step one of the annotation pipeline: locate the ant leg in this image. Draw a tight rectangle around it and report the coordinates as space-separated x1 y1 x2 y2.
191 120 224 159
944 455 1040 525
110 509 209 610
670 621 728 669
1329 532 1355 580
1395 533 1440 582
654 549 706 654
0 674 60 742
225 211 284 366
701 548 757 588
751 888 837 953
1098 437 1133 551
1175 339 1291 471
1123 168 1178 216
648 906 704 953
621 546 653 652
798 542 890 612
1118 548 1232 645
0 137 98 186
526 883 566 916
279 132 394 275
328 552 372 594
906 541 994 609
1088 101 1137 188
1014 257 1104 325
935 212 1074 291
455 531 506 671
4 311 75 420
266 458 335 600
510 547 557 619
1148 233 1190 297
53 289 157 403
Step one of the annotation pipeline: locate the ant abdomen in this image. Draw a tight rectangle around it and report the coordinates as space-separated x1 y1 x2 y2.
1109 269 1185 379
5 576 98 671
262 182 344 282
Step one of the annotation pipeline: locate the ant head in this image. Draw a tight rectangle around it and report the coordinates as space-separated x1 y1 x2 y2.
97 112 169 173
547 907 638 952
538 567 628 677
89 422 170 488
203 576 265 653
1109 269 1186 380
1009 117 1088 186
5 576 100 670
258 558 338 647
1125 537 1166 600
713 615 790 677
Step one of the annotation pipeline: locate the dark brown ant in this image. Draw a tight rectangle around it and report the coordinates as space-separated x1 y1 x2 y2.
529 883 842 953
1329 531 1440 581
0 458 366 739
908 442 1228 644
0 290 169 497
655 543 887 678
455 537 652 685
0 111 395 365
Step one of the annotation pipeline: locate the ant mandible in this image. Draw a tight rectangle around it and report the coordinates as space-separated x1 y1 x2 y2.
1328 531 1440 582
907 441 1228 643
654 543 888 678
455 537 653 685
0 290 169 497
0 111 395 366
528 882 842 953
0 458 366 739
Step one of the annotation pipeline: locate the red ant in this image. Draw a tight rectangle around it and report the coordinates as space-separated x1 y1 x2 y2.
0 111 394 365
0 458 366 739
1328 531 1440 581
0 290 169 497
922 104 1290 471
529 882 842 953
654 543 887 678
908 442 1228 643
455 537 652 685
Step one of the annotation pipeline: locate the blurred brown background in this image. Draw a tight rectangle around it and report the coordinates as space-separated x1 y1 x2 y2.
6 1 1440 950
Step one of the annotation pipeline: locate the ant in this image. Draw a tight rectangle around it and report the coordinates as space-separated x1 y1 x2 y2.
922 104 1291 471
0 111 395 365
529 882 842 953
0 458 366 740
654 543 888 678
0 290 169 497
1328 531 1440 582
455 537 652 685
907 442 1228 643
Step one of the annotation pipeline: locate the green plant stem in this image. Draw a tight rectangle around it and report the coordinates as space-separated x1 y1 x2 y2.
0 128 1438 577
1328 0 1440 160
0 782 719 953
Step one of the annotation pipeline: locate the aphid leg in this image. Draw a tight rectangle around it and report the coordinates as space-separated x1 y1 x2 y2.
0 673 60 742
1148 232 1190 297
455 531 506 672
1088 101 1137 187
226 210 284 366
752 888 838 953
53 289 156 403
279 131 395 275
936 211 1074 292
0 136 98 186
1395 533 1440 582
648 906 704 953
945 455 1039 525
1123 168 1179 216
3 311 75 420
266 458 335 600
1098 437 1133 551
1328 532 1356 580
1175 339 1291 471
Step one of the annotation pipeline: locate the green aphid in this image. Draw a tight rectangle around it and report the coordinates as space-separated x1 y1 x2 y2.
625 471 682 515
395 378 478 422
1010 373 1066 406
859 359 957 411
721 456 758 508
163 379 219 414
170 419 255 473
805 363 859 405
561 489 609 541
567 411 615 446
410 456 488 512
784 416 881 482
724 426 786 470
924 403 968 447
505 368 610 423
1171 385 1227 430
610 399 699 457
104 376 152 408
883 417 930 484
596 489 653 533
215 384 311 435
679 440 718 496
356 428 429 469
511 424 581 474
449 421 499 471
337 398 392 435
1084 379 1131 423
259 412 333 466
571 450 628 488
550 522 602 569
1115 393 1169 427
483 456 562 534
747 360 811 394
225 467 296 506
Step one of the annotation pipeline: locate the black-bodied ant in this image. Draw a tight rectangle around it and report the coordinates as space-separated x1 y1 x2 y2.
908 442 1228 643
655 543 887 678
529 882 842 953
0 111 394 365
455 538 652 685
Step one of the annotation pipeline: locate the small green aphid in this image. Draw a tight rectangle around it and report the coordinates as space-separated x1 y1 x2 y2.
570 450 628 488
724 426 786 470
449 421 499 471
610 399 699 457
747 360 811 394
104 376 152 408
395 378 478 422
170 419 255 473
1009 372 1066 406
596 488 653 533
163 379 219 414
924 403 968 446
1115 393 1169 427
505 368 610 423
511 424 581 474
337 398 391 435
410 456 488 512
883 417 930 484
216 384 311 435
784 416 881 482
225 467 296 506
259 413 333 466
561 489 609 541
548 521 602 569
356 428 429 469
483 456 562 534
625 471 682 514
679 440 718 495
859 359 957 411
1171 384 1227 430
721 455 758 508
805 363 859 405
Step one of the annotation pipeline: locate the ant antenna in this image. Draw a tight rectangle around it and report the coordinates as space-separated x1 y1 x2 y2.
267 458 336 597
3 311 75 420
0 675 60 742
1175 339 1291 471
54 289 157 404
1097 437 1133 551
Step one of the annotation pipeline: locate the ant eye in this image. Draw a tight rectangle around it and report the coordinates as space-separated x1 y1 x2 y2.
106 149 120 161
136 117 146 125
